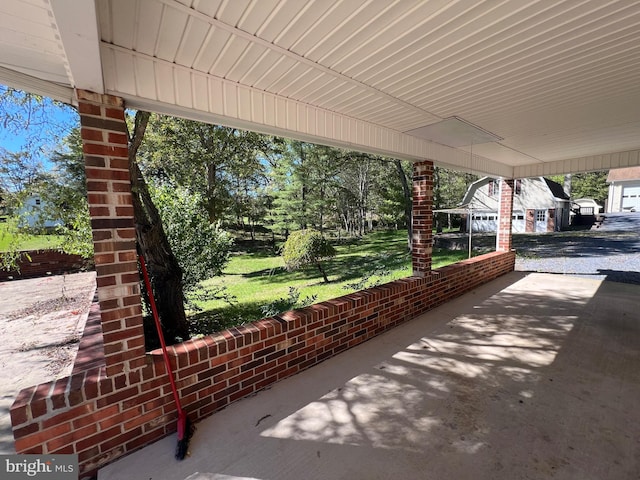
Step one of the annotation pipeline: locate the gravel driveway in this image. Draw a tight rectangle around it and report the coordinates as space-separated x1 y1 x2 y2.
515 212 640 284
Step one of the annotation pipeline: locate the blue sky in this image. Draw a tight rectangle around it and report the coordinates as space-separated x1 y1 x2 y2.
0 87 79 168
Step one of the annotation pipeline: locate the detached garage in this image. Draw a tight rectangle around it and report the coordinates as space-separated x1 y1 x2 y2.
607 167 640 212
457 177 571 233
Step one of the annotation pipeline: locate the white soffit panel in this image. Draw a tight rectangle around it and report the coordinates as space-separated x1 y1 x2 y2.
405 117 503 148
86 0 640 176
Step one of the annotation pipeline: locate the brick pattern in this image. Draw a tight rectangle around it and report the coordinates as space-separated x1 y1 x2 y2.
547 208 556 232
496 179 514 252
10 250 515 478
77 90 145 377
72 296 105 375
0 250 90 281
412 160 434 275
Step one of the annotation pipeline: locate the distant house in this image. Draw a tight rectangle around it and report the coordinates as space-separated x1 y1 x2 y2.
18 195 62 229
606 166 640 213
459 177 571 233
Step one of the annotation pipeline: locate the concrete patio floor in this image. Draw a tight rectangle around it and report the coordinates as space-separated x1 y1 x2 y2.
99 272 640 480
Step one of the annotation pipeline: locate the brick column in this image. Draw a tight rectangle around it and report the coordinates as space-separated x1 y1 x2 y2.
77 90 145 376
496 178 514 252
412 160 433 276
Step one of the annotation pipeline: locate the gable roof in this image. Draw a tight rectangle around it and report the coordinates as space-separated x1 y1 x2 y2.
607 167 640 183
543 178 570 200
461 177 568 206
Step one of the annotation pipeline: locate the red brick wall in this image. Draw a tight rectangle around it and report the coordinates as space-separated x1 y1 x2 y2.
0 250 90 281
10 250 515 478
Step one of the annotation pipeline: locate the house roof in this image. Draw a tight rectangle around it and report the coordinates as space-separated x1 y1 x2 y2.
460 176 568 207
607 166 640 183
1 1 640 178
543 178 570 200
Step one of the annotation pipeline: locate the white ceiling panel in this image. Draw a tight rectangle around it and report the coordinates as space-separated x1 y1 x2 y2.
191 27 232 73
155 6 190 62
189 0 223 19
2 0 640 178
133 0 164 56
214 0 252 27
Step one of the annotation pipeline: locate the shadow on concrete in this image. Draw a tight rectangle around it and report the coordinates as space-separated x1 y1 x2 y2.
99 272 640 480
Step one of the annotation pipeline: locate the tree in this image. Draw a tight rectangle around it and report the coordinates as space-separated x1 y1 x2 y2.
267 140 316 234
433 167 478 230
39 128 93 258
139 115 271 225
282 229 336 283
571 172 608 205
129 111 191 343
148 182 233 297
0 148 48 201
1 87 76 143
0 87 79 270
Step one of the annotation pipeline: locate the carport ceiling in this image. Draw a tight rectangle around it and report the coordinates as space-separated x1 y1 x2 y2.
1 0 640 178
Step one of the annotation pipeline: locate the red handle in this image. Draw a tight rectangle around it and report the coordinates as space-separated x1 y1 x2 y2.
139 254 184 416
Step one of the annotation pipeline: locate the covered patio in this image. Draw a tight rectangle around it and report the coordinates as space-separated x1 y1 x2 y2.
1 1 640 477
99 272 640 479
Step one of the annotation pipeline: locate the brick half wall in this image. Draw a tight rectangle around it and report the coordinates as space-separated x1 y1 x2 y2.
0 250 91 281
10 250 515 478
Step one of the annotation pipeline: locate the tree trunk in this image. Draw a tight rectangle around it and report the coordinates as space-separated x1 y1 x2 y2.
316 261 329 283
129 111 190 343
564 174 572 198
394 160 412 250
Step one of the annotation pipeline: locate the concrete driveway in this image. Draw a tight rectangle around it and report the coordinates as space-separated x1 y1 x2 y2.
99 272 640 480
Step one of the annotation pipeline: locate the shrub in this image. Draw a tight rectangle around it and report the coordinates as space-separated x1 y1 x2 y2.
282 229 336 283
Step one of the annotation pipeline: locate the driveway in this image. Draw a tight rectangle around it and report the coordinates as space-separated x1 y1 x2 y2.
515 212 640 284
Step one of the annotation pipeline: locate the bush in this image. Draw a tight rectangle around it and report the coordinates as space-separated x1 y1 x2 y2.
150 183 233 295
282 229 336 283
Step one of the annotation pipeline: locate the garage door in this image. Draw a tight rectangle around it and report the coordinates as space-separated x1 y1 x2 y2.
622 186 640 211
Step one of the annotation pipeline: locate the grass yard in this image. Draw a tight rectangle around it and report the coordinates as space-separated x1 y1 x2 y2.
0 223 63 252
189 230 470 334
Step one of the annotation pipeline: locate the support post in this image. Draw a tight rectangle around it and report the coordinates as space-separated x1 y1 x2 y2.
497 178 515 252
77 90 146 376
412 160 434 276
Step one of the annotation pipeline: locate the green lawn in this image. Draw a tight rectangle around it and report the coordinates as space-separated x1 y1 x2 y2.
189 230 470 334
0 223 64 252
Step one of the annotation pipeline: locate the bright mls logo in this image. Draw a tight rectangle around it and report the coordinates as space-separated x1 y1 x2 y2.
1 455 77 479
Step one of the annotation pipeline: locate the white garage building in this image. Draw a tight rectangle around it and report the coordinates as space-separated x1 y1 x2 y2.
607 167 640 213
460 177 571 233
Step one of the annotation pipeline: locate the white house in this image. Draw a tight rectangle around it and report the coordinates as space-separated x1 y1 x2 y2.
18 195 62 229
606 167 640 213
460 177 571 233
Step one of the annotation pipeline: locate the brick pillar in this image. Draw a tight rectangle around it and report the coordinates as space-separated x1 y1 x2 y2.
496 178 514 252
412 160 433 276
77 90 145 376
